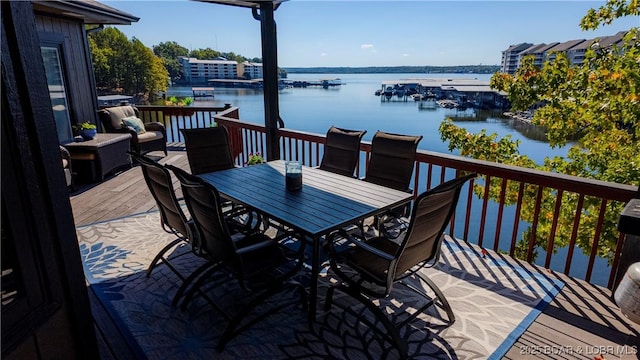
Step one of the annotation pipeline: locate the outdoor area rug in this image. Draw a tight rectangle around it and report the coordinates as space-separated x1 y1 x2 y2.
77 211 564 359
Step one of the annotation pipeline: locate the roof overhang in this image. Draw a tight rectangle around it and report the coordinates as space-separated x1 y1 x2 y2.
32 0 139 25
192 0 287 10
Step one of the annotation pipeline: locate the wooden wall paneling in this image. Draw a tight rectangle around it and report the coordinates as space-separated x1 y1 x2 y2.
1 2 98 358
35 14 98 127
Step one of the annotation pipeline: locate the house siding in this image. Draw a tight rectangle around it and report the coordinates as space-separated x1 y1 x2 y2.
35 13 98 127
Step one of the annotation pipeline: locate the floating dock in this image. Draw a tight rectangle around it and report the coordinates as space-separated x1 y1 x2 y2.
376 78 508 109
208 79 263 88
191 87 215 98
97 94 133 106
281 78 343 88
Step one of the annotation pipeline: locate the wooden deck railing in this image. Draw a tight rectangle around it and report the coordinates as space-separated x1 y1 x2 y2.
134 104 233 143
139 105 638 288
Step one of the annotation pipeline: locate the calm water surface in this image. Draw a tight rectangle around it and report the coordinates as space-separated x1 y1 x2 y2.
168 73 609 285
168 73 569 163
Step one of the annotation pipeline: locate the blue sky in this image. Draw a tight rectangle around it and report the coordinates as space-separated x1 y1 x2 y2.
103 1 638 67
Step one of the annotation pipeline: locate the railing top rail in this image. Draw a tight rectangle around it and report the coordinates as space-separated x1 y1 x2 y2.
213 113 638 203
412 149 637 202
133 105 232 112
278 128 328 144
215 115 266 133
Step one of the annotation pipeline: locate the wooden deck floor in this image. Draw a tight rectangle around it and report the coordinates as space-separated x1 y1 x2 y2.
69 150 640 359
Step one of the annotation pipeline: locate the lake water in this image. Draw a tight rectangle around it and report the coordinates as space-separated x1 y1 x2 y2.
167 73 610 286
168 73 569 163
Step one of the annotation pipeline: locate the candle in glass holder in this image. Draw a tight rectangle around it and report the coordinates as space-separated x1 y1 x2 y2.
285 161 302 191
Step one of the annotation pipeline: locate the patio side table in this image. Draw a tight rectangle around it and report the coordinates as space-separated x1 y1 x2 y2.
63 133 132 182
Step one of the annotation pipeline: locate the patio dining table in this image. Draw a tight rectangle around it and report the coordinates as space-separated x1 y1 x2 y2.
198 159 413 321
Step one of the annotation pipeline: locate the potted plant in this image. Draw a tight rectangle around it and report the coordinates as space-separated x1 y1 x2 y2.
73 121 97 140
164 96 195 116
245 152 265 166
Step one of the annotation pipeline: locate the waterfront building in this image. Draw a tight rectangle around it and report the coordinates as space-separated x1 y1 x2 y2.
515 43 548 70
501 30 628 73
179 57 239 84
546 38 586 63
240 61 263 79
529 42 560 68
500 43 533 74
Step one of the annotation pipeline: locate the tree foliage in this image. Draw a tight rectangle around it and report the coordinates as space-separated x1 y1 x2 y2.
188 47 221 60
89 27 168 99
439 0 639 264
154 41 189 82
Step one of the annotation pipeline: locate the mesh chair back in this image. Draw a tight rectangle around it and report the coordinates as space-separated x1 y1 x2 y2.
181 127 235 175
132 153 191 240
319 126 366 177
394 173 476 276
364 131 423 192
169 166 236 265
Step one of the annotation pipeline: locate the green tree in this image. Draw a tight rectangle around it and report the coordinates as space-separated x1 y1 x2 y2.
189 47 221 60
153 41 189 82
439 0 639 263
89 27 168 100
219 51 247 63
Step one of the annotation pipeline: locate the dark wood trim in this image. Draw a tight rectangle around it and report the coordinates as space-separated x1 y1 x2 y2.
1 1 98 357
258 2 281 160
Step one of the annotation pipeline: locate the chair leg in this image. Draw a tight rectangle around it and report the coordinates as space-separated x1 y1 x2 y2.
172 260 218 306
146 238 184 277
416 273 455 324
179 262 226 310
324 286 336 311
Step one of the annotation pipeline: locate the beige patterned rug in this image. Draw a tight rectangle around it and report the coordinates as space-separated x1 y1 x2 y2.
77 211 563 359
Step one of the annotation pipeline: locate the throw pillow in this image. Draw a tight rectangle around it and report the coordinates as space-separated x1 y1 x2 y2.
122 116 147 134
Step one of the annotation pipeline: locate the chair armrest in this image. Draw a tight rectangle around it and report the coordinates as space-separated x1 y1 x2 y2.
351 237 396 261
59 145 70 160
144 122 166 133
273 229 306 257
107 126 138 137
327 229 395 261
236 238 276 254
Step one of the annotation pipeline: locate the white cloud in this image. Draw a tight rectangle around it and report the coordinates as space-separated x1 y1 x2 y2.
361 44 374 50
403 53 409 57
320 52 328 57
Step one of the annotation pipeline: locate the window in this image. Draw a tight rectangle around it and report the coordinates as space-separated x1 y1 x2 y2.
41 46 74 143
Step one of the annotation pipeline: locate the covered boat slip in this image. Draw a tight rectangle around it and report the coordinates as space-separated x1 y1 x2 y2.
191 87 215 98
97 94 134 106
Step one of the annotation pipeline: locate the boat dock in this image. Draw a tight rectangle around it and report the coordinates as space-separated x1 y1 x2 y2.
191 87 215 99
97 94 133 106
282 78 343 88
208 79 264 88
375 78 508 109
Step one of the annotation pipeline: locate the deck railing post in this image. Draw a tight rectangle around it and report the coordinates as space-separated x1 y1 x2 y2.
257 2 281 161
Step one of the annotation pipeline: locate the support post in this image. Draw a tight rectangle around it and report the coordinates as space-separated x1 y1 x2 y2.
258 2 281 160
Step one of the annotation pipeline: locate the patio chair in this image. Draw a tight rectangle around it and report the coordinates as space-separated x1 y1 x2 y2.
168 165 308 351
132 152 252 305
181 126 266 232
98 105 167 156
319 126 366 177
128 151 208 298
325 172 476 358
181 126 235 175
363 130 423 238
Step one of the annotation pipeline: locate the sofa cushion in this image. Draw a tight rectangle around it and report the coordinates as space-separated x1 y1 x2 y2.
105 106 136 129
122 116 147 134
137 130 164 143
